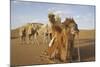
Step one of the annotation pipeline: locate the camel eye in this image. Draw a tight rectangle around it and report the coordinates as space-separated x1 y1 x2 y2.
73 24 75 27
48 14 55 18
48 15 51 18
51 15 55 17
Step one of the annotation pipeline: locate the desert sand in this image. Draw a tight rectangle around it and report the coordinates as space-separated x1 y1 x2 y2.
11 24 95 66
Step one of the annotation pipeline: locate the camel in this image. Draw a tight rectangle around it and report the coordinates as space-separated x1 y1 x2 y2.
62 18 79 61
19 23 38 44
19 26 26 42
47 12 79 62
47 12 68 62
27 24 38 41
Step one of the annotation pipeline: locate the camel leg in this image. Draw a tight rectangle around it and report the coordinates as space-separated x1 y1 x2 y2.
68 40 74 62
27 35 30 44
35 36 39 47
31 35 34 44
20 36 23 44
60 48 66 62
77 34 80 62
30 34 34 44
22 36 24 44
48 37 57 59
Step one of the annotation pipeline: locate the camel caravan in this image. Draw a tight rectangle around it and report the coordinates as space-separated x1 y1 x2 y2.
19 11 80 62
19 23 41 44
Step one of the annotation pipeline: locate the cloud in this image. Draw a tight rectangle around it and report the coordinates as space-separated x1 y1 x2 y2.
76 15 80 18
48 7 56 12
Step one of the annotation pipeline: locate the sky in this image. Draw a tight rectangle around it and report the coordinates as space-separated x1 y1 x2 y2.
11 0 95 29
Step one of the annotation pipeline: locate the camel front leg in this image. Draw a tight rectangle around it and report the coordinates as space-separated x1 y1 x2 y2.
60 47 67 62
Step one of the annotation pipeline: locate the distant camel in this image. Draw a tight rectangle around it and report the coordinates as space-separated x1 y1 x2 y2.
47 12 79 62
27 24 38 40
19 23 38 44
19 26 26 41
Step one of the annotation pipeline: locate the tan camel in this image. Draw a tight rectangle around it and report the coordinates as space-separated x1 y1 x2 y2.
47 12 79 62
19 23 38 44
47 12 67 62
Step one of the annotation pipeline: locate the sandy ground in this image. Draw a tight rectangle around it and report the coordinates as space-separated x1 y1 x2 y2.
11 29 95 66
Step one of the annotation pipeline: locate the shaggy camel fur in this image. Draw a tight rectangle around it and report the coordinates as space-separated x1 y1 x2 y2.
47 12 68 62
47 12 79 62
62 18 79 61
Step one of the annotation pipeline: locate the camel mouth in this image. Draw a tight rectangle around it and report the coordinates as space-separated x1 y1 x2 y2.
71 28 79 35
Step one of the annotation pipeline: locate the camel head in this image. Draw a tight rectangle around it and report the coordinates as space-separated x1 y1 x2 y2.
63 18 79 35
48 12 62 24
48 12 56 24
